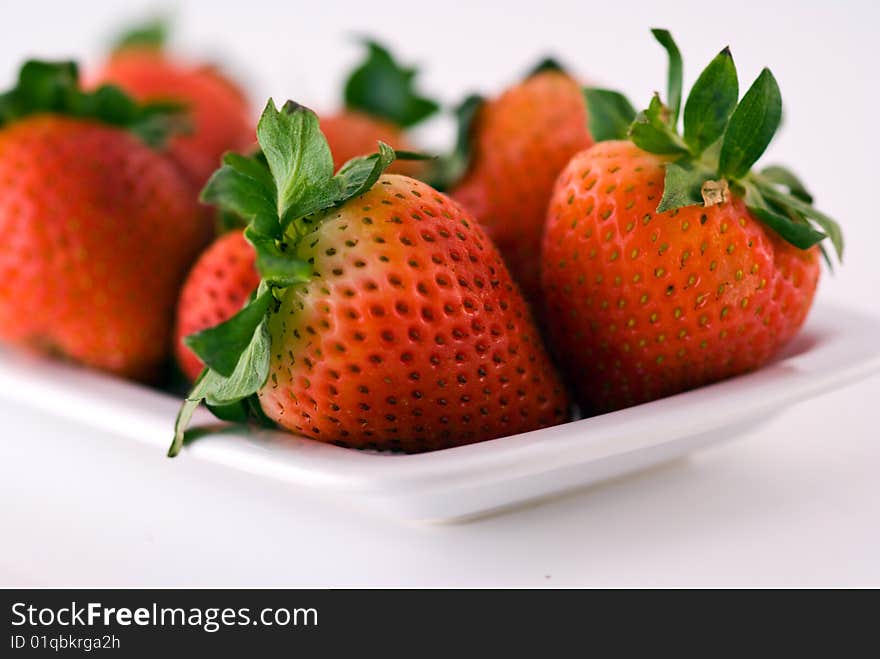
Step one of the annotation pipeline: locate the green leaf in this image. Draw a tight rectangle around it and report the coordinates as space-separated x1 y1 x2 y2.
223 151 276 197
246 228 312 287
718 68 782 179
334 142 398 200
343 39 439 128
743 183 826 250
629 94 689 155
81 85 138 123
208 99 407 242
203 318 270 407
583 88 637 142
251 211 283 241
757 182 843 260
12 60 78 112
111 17 168 53
683 47 738 154
747 204 826 250
257 100 337 224
818 243 834 272
759 165 813 203
82 87 189 148
259 100 412 230
206 394 276 426
169 369 212 457
0 59 185 148
125 101 190 148
391 150 436 162
656 160 714 212
452 94 482 164
615 29 844 267
169 320 271 458
201 152 277 222
527 57 565 77
423 93 483 191
205 399 251 423
215 208 247 234
184 288 274 377
650 29 683 126
797 211 843 261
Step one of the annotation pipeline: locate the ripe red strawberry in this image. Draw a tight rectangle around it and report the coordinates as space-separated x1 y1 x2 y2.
319 40 438 177
169 100 569 455
542 30 841 414
93 20 253 186
174 230 259 381
0 62 210 382
448 63 593 306
319 112 421 176
171 42 436 378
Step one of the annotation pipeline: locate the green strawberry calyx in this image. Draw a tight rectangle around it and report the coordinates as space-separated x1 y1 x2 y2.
425 93 484 191
527 57 566 77
0 60 186 148
583 28 843 267
168 99 429 457
344 39 440 129
111 17 169 53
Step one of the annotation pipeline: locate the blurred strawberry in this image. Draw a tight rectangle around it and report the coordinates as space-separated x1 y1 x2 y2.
0 62 210 381
443 60 593 306
93 18 254 186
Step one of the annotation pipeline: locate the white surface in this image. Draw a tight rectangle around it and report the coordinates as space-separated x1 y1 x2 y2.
1 304 877 524
2 0 880 585
2 374 879 587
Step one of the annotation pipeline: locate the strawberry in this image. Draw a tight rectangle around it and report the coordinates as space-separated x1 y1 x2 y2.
93 19 254 186
171 41 439 384
445 61 593 306
542 30 842 414
319 40 438 176
320 112 420 175
169 101 569 455
174 230 259 381
0 62 210 382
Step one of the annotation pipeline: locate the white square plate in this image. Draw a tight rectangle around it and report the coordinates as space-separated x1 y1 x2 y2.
1 302 878 523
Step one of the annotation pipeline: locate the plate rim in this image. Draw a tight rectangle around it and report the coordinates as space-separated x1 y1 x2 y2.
1 301 879 499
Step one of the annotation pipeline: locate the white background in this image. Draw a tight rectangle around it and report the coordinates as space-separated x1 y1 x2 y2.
1 0 878 586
